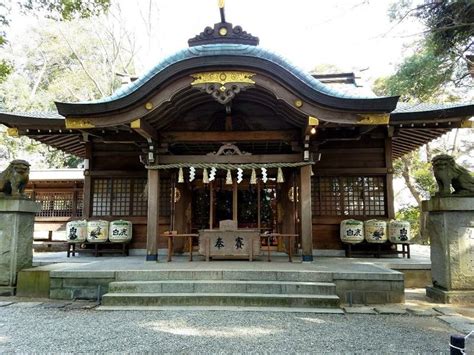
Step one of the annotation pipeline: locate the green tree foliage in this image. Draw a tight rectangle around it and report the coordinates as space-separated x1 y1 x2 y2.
19 0 111 21
0 14 136 169
395 205 421 242
0 0 110 84
373 46 452 101
376 0 474 101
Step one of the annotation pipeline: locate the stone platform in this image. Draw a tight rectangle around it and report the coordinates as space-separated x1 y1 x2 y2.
14 253 420 308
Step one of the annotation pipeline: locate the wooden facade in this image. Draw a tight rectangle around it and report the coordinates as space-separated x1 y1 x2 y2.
1 10 473 260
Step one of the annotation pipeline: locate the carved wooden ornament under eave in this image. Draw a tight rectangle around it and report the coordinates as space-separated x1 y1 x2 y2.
190 71 256 105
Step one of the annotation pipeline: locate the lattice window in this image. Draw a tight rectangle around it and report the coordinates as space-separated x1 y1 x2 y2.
76 193 83 217
35 192 78 217
312 176 386 216
92 179 112 216
131 179 147 216
91 177 170 217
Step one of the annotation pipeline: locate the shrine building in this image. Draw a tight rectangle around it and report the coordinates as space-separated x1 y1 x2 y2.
1 5 473 262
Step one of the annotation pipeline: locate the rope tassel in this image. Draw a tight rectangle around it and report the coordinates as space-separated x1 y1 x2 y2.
250 168 257 184
277 167 284 183
226 169 232 185
203 168 209 184
178 167 184 183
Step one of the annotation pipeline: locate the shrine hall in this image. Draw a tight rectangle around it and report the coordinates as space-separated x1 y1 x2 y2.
1 3 474 262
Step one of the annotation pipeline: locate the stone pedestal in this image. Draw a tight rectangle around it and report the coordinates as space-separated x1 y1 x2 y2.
422 197 474 303
0 199 41 295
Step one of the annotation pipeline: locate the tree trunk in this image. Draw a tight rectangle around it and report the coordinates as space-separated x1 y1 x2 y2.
400 153 429 244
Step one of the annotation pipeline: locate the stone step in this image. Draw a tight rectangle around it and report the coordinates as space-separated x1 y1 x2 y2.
108 280 337 295
101 292 341 308
115 270 334 282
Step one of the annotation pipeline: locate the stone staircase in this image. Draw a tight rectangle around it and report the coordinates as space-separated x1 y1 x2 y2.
100 270 340 309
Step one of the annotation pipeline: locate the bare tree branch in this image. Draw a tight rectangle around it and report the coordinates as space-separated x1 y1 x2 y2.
58 27 105 96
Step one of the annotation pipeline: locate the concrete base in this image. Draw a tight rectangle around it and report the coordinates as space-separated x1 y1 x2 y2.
426 286 474 304
0 199 41 291
395 269 432 288
423 196 474 302
0 286 15 296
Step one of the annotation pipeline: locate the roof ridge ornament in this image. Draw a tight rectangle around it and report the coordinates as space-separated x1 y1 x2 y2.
188 0 259 47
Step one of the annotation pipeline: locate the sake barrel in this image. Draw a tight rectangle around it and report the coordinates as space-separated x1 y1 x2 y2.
340 219 364 244
389 220 411 243
66 220 87 243
109 220 132 243
364 219 388 243
86 220 109 243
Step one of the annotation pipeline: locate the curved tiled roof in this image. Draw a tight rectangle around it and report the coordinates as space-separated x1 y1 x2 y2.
89 43 373 103
89 44 375 104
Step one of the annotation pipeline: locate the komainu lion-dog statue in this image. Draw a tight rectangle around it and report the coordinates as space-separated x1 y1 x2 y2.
0 160 30 198
432 154 474 196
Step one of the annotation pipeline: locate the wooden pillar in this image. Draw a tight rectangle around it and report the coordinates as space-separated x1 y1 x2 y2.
82 142 92 218
209 181 214 230
385 136 395 219
146 169 160 261
299 165 313 262
232 179 238 223
257 180 261 231
170 172 176 231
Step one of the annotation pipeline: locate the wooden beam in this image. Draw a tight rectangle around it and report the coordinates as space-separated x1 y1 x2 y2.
158 154 303 164
159 130 300 143
131 118 158 141
313 168 389 176
89 170 146 177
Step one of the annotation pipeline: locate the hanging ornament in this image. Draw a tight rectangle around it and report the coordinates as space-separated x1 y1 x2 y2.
277 167 284 183
226 169 232 185
261 167 268 184
311 166 314 176
178 167 184 183
236 168 243 184
209 167 217 182
203 168 209 184
189 166 196 182
250 169 257 185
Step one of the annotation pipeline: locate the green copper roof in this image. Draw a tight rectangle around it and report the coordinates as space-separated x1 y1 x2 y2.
90 44 375 104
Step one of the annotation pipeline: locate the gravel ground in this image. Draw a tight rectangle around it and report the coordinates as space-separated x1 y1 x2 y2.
0 305 457 354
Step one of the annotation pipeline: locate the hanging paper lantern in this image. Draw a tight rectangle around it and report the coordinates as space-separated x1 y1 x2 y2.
209 167 217 182
178 167 184 183
189 166 196 182
226 169 232 185
277 167 284 183
250 169 257 185
237 168 243 184
203 168 209 184
261 167 268 184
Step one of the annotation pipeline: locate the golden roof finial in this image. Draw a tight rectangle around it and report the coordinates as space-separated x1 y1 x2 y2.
218 0 226 22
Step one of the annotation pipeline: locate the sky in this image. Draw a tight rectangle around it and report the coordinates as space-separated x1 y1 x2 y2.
5 0 425 85
114 0 424 84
